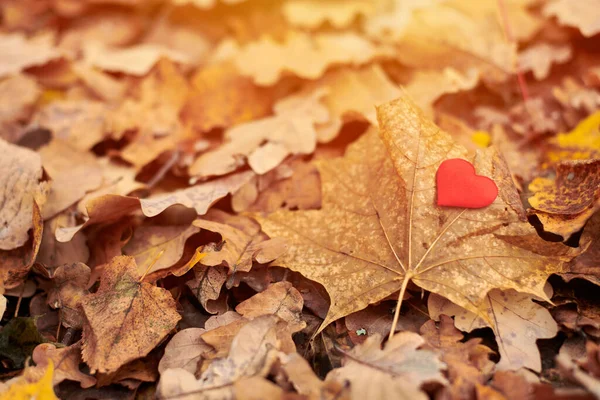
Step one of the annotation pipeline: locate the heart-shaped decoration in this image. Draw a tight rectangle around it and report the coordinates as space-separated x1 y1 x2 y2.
436 158 498 208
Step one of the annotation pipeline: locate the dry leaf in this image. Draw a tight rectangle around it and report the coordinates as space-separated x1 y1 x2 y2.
236 281 306 332
0 74 41 143
325 332 446 400
282 0 375 29
81 256 181 373
37 213 90 269
189 90 328 178
428 289 558 372
39 139 104 219
0 139 48 250
82 42 191 76
172 0 246 9
519 43 572 80
32 342 96 388
158 328 213 375
157 315 288 400
0 33 61 78
528 159 600 240
547 110 600 162
47 262 90 329
219 31 391 85
257 95 580 332
561 212 600 286
56 170 253 242
123 222 202 276
543 0 600 38
421 315 495 400
182 62 274 132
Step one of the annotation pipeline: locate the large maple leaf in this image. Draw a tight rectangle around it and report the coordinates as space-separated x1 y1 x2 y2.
256 95 581 333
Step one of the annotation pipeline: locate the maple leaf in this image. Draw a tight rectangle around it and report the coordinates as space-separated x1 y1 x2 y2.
80 256 181 374
325 332 446 400
428 289 558 372
528 159 600 241
256 95 581 334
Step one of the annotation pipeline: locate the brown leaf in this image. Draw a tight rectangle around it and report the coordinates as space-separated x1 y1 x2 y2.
47 262 90 329
182 62 274 132
39 139 104 219
519 43 572 81
32 342 96 388
55 170 253 242
325 332 446 400
37 213 90 270
428 288 558 372
189 89 328 178
421 315 495 400
158 328 213 375
528 159 600 240
236 281 306 332
157 315 289 400
0 33 61 78
543 0 600 37
561 212 600 286
0 74 41 143
81 256 181 373
0 139 49 250
256 95 580 333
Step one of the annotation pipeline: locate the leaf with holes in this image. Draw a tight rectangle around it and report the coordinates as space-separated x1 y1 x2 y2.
256 95 582 335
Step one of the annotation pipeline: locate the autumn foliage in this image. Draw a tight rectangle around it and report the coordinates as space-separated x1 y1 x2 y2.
0 0 600 399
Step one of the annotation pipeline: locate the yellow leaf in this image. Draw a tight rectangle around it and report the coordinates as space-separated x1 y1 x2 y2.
548 111 600 162
0 361 58 400
471 131 491 148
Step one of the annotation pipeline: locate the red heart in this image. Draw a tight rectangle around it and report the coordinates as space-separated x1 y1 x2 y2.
436 158 498 208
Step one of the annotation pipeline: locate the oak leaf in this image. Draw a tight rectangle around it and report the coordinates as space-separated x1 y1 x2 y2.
32 342 96 388
528 159 600 240
518 43 572 81
256 95 581 333
325 332 446 400
0 139 48 250
428 289 558 372
80 256 181 373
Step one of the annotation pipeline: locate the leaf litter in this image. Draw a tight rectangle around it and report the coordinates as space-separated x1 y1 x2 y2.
0 1 600 399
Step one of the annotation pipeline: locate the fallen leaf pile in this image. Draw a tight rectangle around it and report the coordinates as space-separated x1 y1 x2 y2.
0 0 599 399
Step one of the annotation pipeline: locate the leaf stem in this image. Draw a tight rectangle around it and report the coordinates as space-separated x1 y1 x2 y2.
389 273 411 340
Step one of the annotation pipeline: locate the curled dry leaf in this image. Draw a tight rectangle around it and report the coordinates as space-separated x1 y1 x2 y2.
543 0 600 38
158 328 212 375
55 170 253 242
80 256 181 374
189 89 329 178
32 342 96 388
325 332 446 400
561 212 600 286
123 223 201 276
428 289 558 372
0 33 61 78
0 139 48 250
236 281 306 332
220 31 391 86
528 159 600 240
420 315 495 400
37 213 89 269
157 315 289 400
256 95 581 334
39 139 104 219
47 262 90 329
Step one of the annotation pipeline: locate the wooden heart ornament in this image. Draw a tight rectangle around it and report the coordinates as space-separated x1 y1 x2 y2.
436 158 498 208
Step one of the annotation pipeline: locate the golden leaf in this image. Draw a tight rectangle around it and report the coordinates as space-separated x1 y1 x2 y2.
0 361 58 400
257 95 581 334
543 0 600 37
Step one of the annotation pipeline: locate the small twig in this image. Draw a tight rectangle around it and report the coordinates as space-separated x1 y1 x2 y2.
147 150 180 189
13 283 26 318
